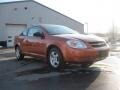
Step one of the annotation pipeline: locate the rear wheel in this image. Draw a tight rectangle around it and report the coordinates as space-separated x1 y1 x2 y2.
15 46 24 61
48 47 64 70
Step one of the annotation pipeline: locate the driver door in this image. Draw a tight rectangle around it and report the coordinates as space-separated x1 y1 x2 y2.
27 26 46 56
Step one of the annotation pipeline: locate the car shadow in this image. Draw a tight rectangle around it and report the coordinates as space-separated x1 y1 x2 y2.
25 64 102 90
0 57 102 90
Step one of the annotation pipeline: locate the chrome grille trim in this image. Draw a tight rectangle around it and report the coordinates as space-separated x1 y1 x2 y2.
89 41 106 47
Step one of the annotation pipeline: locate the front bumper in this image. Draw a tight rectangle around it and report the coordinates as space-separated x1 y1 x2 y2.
63 46 109 63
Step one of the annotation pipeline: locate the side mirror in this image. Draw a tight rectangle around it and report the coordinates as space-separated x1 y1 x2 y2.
40 32 45 39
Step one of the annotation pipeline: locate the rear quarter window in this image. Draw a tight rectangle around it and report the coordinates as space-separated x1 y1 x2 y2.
20 30 28 36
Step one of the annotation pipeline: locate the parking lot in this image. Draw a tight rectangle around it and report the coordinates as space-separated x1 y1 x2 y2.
0 48 120 90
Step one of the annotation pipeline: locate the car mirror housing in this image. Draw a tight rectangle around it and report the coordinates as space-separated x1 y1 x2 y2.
41 32 45 39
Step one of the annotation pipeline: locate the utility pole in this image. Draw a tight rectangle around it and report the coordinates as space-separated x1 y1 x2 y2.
112 19 115 43
84 22 88 34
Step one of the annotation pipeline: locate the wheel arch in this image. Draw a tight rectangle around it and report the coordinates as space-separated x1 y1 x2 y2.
15 43 23 54
15 42 21 49
47 44 63 59
15 44 19 49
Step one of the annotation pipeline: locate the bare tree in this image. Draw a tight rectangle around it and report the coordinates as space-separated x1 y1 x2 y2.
107 25 119 44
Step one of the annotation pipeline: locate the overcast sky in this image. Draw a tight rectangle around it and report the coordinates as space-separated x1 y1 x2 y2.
0 0 119 33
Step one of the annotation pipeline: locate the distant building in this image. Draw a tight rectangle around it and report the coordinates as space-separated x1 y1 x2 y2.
0 0 84 47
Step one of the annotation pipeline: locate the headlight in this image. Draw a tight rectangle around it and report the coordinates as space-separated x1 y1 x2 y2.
66 39 87 49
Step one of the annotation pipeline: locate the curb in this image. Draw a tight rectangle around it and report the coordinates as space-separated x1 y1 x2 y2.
0 48 14 54
0 50 15 55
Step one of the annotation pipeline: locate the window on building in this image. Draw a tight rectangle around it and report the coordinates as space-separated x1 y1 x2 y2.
24 7 28 10
14 8 17 11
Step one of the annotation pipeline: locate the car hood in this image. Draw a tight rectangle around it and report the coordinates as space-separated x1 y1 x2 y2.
53 34 105 42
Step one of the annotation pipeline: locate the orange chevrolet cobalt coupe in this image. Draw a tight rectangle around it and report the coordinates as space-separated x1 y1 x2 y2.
14 24 109 69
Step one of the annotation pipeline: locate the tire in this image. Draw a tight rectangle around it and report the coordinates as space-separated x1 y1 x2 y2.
81 63 93 68
15 46 24 61
48 47 64 70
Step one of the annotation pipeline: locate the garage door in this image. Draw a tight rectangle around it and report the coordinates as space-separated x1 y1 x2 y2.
6 24 27 47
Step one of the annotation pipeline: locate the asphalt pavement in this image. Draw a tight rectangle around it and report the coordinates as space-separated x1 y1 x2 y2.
0 49 120 90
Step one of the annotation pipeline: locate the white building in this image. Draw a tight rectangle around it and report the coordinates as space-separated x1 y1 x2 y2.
0 0 84 47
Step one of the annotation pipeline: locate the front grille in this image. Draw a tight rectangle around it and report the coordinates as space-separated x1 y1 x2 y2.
89 41 106 47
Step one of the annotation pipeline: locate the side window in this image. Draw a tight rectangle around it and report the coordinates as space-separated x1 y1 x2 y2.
28 27 42 37
20 30 28 36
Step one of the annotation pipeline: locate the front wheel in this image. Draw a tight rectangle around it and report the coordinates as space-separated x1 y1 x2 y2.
48 47 64 70
15 46 24 61
81 63 93 68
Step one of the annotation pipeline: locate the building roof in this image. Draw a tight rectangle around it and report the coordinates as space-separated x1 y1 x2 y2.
0 0 83 25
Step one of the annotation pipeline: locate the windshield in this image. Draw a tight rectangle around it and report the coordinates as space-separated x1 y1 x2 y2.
42 25 79 35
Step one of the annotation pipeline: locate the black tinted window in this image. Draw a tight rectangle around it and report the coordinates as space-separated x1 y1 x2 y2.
42 25 79 35
28 27 42 37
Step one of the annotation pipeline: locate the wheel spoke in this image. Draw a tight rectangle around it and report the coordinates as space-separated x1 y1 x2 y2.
49 50 59 68
16 48 20 58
